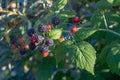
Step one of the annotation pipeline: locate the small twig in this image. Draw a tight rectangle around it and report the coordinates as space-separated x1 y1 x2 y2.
0 9 25 16
109 22 118 28
0 9 46 18
34 10 45 17
103 14 108 29
99 29 120 37
102 12 120 37
14 20 24 26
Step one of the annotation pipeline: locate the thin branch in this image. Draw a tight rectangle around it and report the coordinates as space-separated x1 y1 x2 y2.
103 14 108 29
0 9 26 16
0 9 45 18
99 29 120 37
102 13 120 37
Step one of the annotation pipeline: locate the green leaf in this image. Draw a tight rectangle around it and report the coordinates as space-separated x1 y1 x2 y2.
58 10 76 19
91 10 105 28
80 64 112 80
100 41 120 75
43 13 54 23
70 41 96 75
55 40 73 63
34 57 56 80
34 19 41 28
106 41 120 75
91 10 120 28
55 41 96 75
107 0 120 6
99 44 112 64
51 71 65 80
105 14 120 26
97 0 112 9
105 25 120 45
48 29 62 39
107 0 114 4
74 28 98 41
50 0 67 13
113 0 120 5
5 33 10 44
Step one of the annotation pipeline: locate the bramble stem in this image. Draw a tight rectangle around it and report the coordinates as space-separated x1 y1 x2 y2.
0 10 26 16
99 29 120 37
103 14 108 29
102 12 120 37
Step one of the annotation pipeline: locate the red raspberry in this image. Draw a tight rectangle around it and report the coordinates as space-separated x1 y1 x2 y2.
73 16 80 24
24 44 29 50
41 52 49 57
70 26 78 34
30 36 36 44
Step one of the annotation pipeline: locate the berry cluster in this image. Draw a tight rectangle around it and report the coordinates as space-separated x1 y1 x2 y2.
11 22 55 57
70 16 80 34
26 24 54 57
10 16 80 57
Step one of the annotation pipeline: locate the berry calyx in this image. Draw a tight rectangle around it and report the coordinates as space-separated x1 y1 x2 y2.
24 44 29 50
11 42 20 49
27 28 35 37
29 43 36 50
6 22 13 27
73 16 80 24
11 44 17 49
52 17 60 25
41 52 49 57
20 48 26 55
47 23 52 31
45 39 54 46
38 24 47 33
19 35 25 44
39 45 48 53
70 26 78 34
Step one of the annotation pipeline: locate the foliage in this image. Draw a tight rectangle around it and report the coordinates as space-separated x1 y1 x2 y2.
0 0 120 80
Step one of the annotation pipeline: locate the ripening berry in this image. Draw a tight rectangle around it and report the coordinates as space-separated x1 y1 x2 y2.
52 17 60 25
38 24 47 33
70 26 78 34
29 43 36 50
58 36 65 43
11 44 16 49
34 35 43 43
11 42 20 49
45 39 54 46
39 45 48 53
24 44 29 50
47 23 52 31
30 36 36 44
20 48 26 55
11 41 19 53
41 52 49 57
19 35 25 44
6 22 13 27
27 28 35 37
11 44 17 49
73 16 80 24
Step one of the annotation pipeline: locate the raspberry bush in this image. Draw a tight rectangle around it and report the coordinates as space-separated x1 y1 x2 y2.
0 0 120 80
